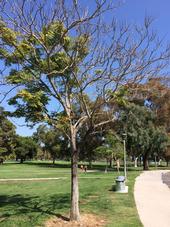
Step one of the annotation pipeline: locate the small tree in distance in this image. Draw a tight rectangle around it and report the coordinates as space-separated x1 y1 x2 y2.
94 131 123 172
14 136 38 163
0 107 16 160
118 103 168 170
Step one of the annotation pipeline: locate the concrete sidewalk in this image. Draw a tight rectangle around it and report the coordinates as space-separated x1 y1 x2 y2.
0 177 67 182
134 170 170 227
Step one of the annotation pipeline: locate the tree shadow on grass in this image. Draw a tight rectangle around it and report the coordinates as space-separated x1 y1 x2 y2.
0 193 70 224
25 162 71 169
2 162 71 169
2 161 143 172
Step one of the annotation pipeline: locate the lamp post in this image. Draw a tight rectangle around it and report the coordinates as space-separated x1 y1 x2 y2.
122 133 127 180
154 152 157 168
114 133 128 193
101 136 110 173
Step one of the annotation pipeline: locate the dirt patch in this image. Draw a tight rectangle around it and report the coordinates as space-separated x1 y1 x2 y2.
45 213 106 227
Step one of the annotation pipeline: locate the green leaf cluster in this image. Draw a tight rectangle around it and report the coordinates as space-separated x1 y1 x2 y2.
94 131 123 160
8 89 49 123
0 21 17 44
0 107 16 158
118 103 168 157
14 136 38 162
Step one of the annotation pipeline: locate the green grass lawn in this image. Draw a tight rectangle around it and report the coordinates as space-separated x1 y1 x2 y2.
0 161 143 227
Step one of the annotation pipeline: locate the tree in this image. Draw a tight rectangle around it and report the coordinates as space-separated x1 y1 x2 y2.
79 132 102 168
0 0 170 221
126 78 170 132
33 124 50 160
163 134 170 166
42 130 62 164
0 107 16 160
94 131 123 172
123 79 170 167
14 136 38 163
33 125 68 162
146 79 170 132
118 103 168 170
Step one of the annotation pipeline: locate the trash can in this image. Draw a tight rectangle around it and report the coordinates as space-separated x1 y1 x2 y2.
115 176 125 192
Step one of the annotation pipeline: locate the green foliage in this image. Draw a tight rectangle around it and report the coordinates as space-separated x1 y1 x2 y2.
107 86 129 107
0 107 16 158
0 21 17 44
94 131 123 160
1 19 90 125
118 103 169 160
41 21 68 48
14 136 38 163
33 125 65 162
7 69 34 85
8 90 49 123
44 131 61 163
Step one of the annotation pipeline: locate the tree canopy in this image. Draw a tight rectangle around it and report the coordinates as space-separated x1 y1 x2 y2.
117 103 168 170
0 107 16 159
14 136 38 163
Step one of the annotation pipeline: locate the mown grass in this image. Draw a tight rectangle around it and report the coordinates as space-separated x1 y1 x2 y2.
0 161 144 227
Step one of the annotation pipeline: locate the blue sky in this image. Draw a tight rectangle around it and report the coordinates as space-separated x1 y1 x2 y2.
1 0 170 136
117 0 170 39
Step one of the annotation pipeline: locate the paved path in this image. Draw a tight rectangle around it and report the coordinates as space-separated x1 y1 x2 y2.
0 176 112 182
134 170 170 227
0 177 67 182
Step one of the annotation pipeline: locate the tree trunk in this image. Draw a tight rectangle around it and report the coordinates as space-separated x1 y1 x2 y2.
143 153 149 170
20 158 24 164
52 158 55 165
109 158 113 168
70 128 80 221
139 156 142 167
105 159 108 173
89 160 92 169
134 157 138 168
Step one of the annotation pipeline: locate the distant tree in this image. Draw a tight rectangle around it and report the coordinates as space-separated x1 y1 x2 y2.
118 104 168 170
0 107 16 160
78 131 102 168
34 125 67 163
127 79 170 132
33 125 49 159
146 79 170 132
164 135 170 166
94 131 123 172
44 130 61 164
14 136 38 163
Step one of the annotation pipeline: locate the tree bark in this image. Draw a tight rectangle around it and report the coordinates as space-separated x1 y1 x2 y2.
109 158 113 168
105 158 108 173
134 157 138 168
70 128 80 221
139 156 142 167
143 153 149 170
89 160 92 169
